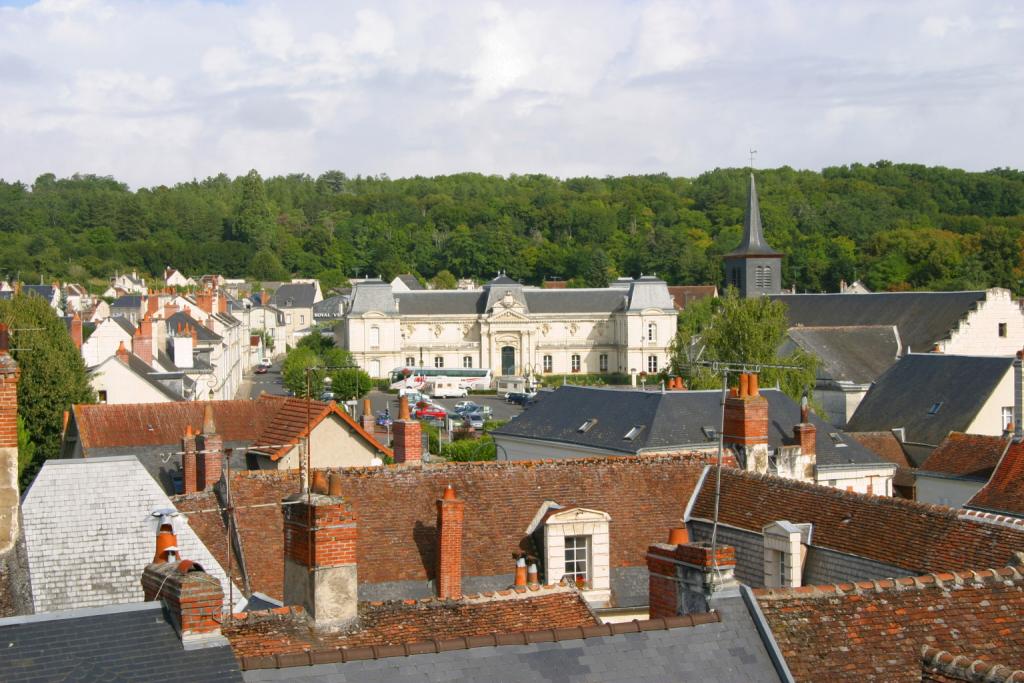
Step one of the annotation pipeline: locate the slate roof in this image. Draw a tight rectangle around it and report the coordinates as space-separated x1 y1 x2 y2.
271 283 317 309
312 294 347 319
493 385 886 468
846 353 1014 447
122 352 187 401
773 291 988 355
394 290 486 315
21 456 241 613
250 397 392 461
166 311 222 342
967 440 1024 516
110 315 137 336
918 432 1008 481
22 284 56 302
239 595 780 682
227 586 597 659
688 467 1024 575
176 456 706 603
725 174 782 258
0 601 242 682
786 325 900 384
755 566 1024 683
111 294 144 309
525 289 630 313
395 273 425 290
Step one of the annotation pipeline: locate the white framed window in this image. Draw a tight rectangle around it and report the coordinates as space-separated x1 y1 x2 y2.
571 354 581 372
778 551 786 586
97 390 108 404
647 355 658 373
434 356 444 368
405 356 416 367
646 323 656 343
564 535 590 586
369 359 381 377
599 353 608 372
300 314 305 325
286 314 292 324
1003 406 1013 430
543 355 552 373
369 326 380 348
463 356 473 368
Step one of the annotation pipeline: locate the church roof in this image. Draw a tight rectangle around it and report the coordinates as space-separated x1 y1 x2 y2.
725 174 782 258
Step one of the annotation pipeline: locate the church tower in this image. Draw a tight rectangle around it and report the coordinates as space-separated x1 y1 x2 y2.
723 174 783 298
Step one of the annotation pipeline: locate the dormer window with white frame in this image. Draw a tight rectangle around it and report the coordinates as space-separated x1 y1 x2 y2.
526 503 612 607
762 520 812 589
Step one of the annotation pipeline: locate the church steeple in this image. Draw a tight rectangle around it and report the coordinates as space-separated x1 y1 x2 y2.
723 173 783 297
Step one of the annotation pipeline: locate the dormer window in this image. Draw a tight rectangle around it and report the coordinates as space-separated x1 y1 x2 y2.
577 419 598 433
527 504 612 607
702 426 717 440
564 536 590 586
928 402 943 415
624 425 644 441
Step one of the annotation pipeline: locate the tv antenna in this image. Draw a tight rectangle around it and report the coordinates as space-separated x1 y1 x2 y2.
748 148 758 169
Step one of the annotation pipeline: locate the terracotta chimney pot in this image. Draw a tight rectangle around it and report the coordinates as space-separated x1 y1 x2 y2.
738 373 749 398
748 373 759 396
668 527 689 545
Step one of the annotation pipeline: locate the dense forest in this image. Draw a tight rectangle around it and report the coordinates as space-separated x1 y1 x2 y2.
1 163 1023 294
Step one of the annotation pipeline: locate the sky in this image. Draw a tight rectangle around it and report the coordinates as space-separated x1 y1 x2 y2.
0 0 1021 188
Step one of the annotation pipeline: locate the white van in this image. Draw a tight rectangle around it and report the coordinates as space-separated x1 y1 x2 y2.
426 378 468 399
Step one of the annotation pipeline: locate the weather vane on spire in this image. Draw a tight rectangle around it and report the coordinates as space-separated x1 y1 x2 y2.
748 148 758 169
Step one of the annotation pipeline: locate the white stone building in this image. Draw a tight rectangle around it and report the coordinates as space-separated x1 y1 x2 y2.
336 275 678 382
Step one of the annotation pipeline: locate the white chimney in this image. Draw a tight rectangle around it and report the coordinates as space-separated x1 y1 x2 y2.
173 333 194 369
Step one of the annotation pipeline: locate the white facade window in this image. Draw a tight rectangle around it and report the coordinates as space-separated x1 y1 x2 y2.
286 314 292 324
564 536 590 586
762 520 810 589
647 355 658 373
1003 406 1013 429
434 356 444 368
571 354 581 372
369 326 380 348
543 355 552 373
599 354 608 372
463 356 473 368
369 359 381 377
405 356 416 367
300 315 305 325
646 323 657 343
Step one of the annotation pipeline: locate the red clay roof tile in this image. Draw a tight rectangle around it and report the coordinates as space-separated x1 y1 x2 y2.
919 432 1008 479
968 440 1024 517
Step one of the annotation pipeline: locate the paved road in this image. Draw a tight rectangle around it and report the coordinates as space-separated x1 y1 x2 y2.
237 362 291 400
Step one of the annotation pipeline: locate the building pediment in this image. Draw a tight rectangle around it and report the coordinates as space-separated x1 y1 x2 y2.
487 307 530 322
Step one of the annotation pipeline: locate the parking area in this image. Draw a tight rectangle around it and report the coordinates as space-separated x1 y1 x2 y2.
361 390 524 423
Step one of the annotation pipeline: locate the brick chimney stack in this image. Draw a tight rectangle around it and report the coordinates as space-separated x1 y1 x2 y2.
723 372 769 472
0 324 21 556
282 473 358 627
217 290 227 314
647 534 738 618
115 340 130 364
142 559 226 648
393 395 422 464
196 403 223 491
793 395 816 459
436 484 464 600
182 425 198 494
70 312 83 350
195 289 213 315
132 315 154 367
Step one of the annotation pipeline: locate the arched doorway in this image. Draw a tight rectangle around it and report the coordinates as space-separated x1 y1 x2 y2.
501 346 516 376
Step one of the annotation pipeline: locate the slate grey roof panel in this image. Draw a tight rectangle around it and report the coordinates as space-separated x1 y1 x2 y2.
725 174 782 257
166 311 222 341
493 385 883 467
241 596 779 682
846 353 1013 447
396 274 424 290
314 295 348 318
350 282 401 314
0 601 242 682
787 325 901 384
524 289 629 313
22 284 55 301
126 353 186 401
395 291 487 315
112 294 144 308
111 315 138 336
21 456 241 613
774 291 987 354
271 283 317 309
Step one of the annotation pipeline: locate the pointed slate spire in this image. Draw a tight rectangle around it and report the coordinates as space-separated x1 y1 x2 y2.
728 174 780 257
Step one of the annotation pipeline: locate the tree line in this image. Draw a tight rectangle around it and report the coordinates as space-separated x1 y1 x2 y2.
1 162 1023 293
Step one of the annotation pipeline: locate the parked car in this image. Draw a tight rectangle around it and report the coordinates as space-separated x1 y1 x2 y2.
414 403 447 420
259 358 273 368
461 412 486 429
376 410 393 427
320 390 336 402
508 391 537 406
400 390 428 405
454 401 491 417
254 365 268 375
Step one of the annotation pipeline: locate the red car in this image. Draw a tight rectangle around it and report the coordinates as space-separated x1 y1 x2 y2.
413 403 447 420
254 365 268 375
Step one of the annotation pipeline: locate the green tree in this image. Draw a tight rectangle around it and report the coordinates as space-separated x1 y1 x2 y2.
232 170 275 248
429 269 458 289
669 289 818 403
0 295 94 485
281 341 371 399
249 248 289 280
281 346 319 396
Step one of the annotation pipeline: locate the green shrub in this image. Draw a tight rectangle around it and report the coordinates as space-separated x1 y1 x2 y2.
537 373 630 388
441 436 496 462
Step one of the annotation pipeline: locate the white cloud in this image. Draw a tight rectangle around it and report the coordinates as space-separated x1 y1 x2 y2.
0 0 1020 187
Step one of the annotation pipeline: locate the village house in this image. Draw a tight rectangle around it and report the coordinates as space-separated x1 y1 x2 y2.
104 270 146 297
164 265 196 288
270 281 322 346
492 380 896 494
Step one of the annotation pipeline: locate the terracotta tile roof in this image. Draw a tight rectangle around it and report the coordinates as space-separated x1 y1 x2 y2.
667 285 717 310
919 432 1008 480
225 585 597 659
920 646 1024 683
754 565 1024 683
177 455 706 601
968 440 1024 516
251 397 392 461
73 397 282 451
689 467 1024 574
847 430 916 489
